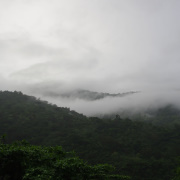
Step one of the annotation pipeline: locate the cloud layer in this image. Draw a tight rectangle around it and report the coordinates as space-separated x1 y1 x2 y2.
0 0 180 115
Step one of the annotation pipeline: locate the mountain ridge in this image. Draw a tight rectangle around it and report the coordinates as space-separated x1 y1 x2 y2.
42 89 139 101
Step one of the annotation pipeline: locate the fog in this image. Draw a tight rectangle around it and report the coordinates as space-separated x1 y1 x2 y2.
27 88 180 116
0 0 180 116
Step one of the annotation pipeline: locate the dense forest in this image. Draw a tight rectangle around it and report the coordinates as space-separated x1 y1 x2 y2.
0 91 180 180
0 140 128 180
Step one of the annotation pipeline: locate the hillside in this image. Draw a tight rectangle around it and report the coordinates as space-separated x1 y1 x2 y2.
0 90 180 180
38 89 138 101
102 104 180 126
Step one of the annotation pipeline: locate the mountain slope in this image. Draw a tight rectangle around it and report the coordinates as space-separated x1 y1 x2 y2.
0 90 180 180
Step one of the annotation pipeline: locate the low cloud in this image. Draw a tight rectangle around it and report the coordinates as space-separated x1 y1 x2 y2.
30 88 180 117
0 0 180 116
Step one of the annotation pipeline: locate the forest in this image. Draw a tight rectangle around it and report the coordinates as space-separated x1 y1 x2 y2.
0 90 180 180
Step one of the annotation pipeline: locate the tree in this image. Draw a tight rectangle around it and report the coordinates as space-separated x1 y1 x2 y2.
0 140 130 180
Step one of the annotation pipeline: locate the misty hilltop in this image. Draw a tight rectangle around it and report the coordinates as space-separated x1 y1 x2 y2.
39 89 139 101
22 83 180 117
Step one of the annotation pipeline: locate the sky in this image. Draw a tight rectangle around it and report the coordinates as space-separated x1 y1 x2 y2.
0 0 180 115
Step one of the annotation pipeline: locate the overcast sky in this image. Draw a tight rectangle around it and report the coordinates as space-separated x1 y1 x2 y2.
0 0 180 115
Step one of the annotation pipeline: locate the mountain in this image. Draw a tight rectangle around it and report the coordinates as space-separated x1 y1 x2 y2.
0 90 180 180
37 89 139 101
101 104 180 126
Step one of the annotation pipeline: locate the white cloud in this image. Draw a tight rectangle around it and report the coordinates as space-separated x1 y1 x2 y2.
0 0 180 115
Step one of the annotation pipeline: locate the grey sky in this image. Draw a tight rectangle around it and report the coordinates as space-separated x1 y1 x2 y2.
0 0 180 115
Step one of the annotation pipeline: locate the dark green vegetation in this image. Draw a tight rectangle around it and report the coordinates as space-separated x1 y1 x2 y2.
0 140 127 180
0 91 180 180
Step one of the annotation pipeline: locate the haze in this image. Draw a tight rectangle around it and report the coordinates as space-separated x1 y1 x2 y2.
0 0 180 115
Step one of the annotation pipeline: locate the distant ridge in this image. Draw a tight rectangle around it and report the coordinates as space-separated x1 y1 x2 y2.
43 89 139 101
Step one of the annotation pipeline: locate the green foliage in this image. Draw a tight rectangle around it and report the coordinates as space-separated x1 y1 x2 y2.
0 140 128 180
